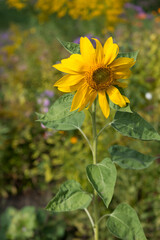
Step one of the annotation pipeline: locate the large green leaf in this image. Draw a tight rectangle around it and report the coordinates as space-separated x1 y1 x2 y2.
46 180 92 212
109 145 155 169
36 94 85 130
86 158 117 208
117 51 139 61
107 203 147 240
111 111 160 141
58 39 80 54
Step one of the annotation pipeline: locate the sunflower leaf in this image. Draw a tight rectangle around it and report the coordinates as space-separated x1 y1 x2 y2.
36 93 85 130
58 39 80 54
46 180 92 212
86 158 117 208
109 145 155 169
117 51 139 61
107 203 147 240
111 111 160 141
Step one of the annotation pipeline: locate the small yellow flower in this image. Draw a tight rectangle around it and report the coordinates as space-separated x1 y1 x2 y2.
53 37 135 118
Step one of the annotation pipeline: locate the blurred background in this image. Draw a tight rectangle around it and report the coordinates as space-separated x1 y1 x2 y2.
0 0 160 239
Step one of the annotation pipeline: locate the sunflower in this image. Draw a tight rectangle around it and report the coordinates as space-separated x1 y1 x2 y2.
53 37 135 118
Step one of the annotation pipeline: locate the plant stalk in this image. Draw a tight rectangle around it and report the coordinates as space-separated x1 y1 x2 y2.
91 100 99 240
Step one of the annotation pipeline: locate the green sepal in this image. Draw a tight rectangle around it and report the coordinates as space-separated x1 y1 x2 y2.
36 93 85 131
46 180 92 212
57 39 80 54
86 158 117 208
107 203 147 240
111 111 160 141
109 145 155 169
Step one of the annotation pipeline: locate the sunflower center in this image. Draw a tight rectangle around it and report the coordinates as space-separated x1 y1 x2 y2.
92 68 110 85
86 66 113 91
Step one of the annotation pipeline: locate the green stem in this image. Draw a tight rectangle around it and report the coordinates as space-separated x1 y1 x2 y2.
91 100 99 240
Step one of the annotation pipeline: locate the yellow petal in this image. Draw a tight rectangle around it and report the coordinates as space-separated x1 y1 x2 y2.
109 57 135 68
53 54 87 74
54 74 84 87
71 83 88 111
57 81 84 92
113 81 128 88
98 91 110 119
53 63 75 74
61 54 87 72
80 37 95 64
106 86 126 107
92 38 103 64
113 70 131 79
103 37 119 65
104 37 113 50
79 88 97 111
57 86 74 93
86 90 97 110
122 95 130 103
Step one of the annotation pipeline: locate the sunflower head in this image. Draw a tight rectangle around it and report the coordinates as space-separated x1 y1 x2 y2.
53 37 135 118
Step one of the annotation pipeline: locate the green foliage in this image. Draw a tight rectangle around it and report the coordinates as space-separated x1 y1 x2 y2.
109 145 155 169
37 94 85 130
107 203 147 240
0 206 67 240
117 51 139 61
46 180 92 212
1 3 160 239
111 111 160 141
6 207 36 240
58 39 80 54
86 158 117 208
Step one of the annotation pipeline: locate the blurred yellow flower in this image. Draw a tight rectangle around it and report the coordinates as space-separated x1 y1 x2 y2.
7 0 127 30
7 0 26 9
70 136 78 144
53 37 135 118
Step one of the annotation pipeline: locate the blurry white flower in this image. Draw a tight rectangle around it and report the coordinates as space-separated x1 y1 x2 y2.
145 92 152 100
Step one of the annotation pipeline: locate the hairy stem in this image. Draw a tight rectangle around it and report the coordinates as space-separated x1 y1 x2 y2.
91 100 99 240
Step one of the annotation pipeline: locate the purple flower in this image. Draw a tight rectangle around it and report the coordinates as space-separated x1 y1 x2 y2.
125 3 144 13
0 31 13 47
37 98 42 104
134 6 144 13
43 98 50 107
73 34 93 44
1 32 9 40
73 34 99 48
44 90 54 98
42 107 48 113
41 123 46 129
